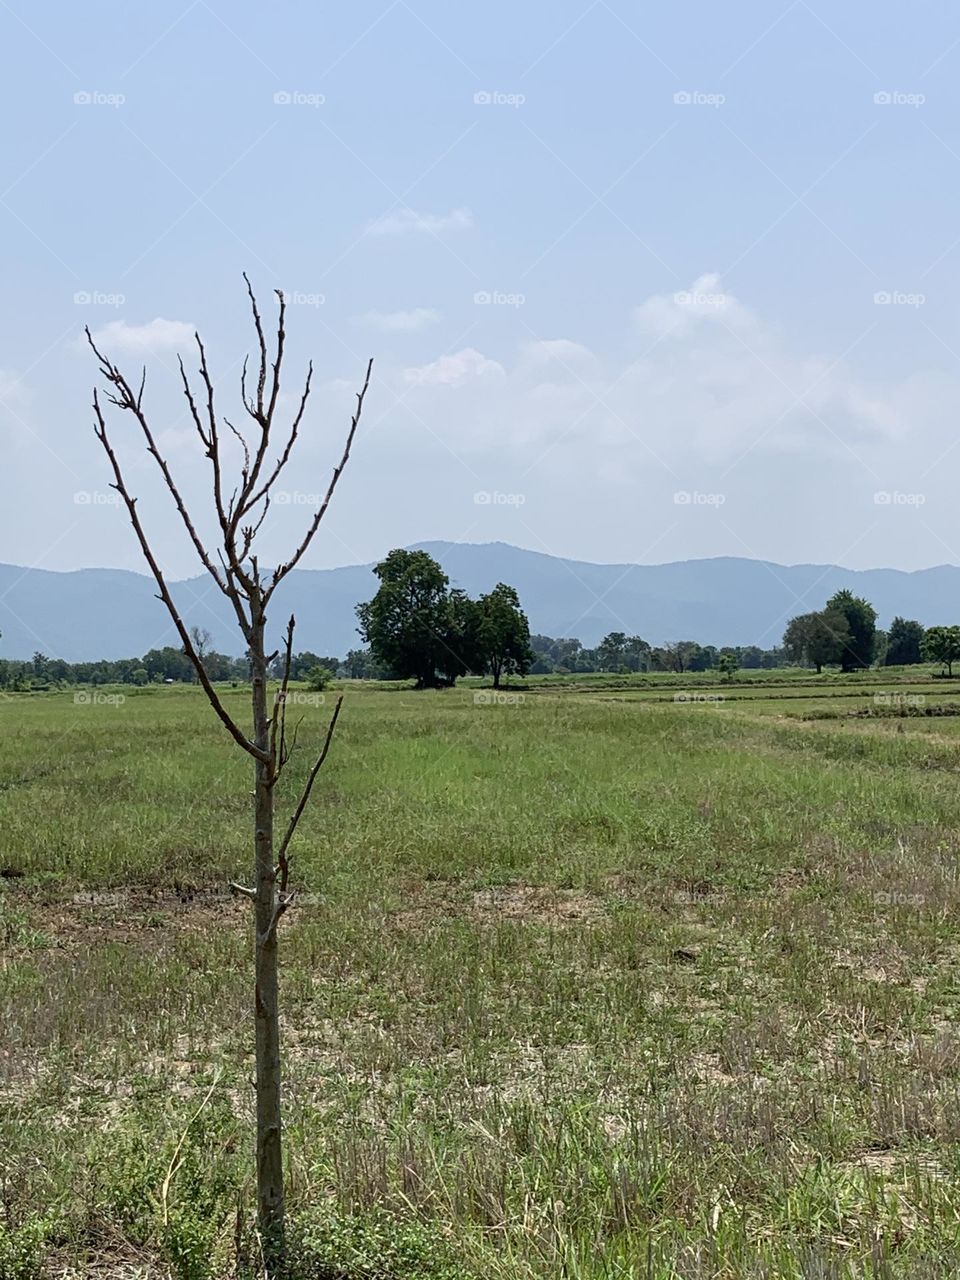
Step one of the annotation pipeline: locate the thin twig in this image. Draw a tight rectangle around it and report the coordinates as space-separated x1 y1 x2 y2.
275 695 344 867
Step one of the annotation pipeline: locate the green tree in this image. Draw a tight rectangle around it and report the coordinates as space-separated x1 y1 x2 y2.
718 652 739 680
596 632 627 672
825 589 876 671
921 625 960 676
356 549 455 688
437 588 484 684
783 609 853 673
475 583 534 687
270 650 341 680
685 644 713 672
343 648 377 679
623 635 651 672
142 646 194 682
885 617 924 666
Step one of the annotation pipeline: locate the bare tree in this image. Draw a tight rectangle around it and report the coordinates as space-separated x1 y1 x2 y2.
188 625 212 683
86 279 372 1269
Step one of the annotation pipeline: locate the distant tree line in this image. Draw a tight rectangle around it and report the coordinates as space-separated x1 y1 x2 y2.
527 633 785 675
782 590 958 674
0 645 249 691
3 575 960 691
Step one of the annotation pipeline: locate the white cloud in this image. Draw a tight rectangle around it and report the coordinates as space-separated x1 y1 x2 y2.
356 307 440 332
367 207 473 236
403 347 505 388
381 274 911 473
519 339 600 376
88 318 195 353
634 272 749 339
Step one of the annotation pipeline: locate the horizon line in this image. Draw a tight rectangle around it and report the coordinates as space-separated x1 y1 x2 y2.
1 541 958 582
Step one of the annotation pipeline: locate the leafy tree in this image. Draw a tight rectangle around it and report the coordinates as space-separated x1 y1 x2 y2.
718 652 739 680
270 650 341 681
475 583 533 687
357 551 532 688
921 625 960 676
783 609 853 673
143 646 194 682
885 617 924 666
685 644 713 672
825 589 876 671
623 635 651 672
437 588 484 684
356 549 455 688
306 665 334 691
342 647 387 679
650 641 702 673
596 632 627 672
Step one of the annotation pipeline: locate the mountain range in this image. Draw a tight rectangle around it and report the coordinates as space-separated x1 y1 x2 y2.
0 542 957 661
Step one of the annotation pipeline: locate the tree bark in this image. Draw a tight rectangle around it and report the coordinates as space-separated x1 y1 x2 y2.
251 612 284 1263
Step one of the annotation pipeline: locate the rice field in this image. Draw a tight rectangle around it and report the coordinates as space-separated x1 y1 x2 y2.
3 670 960 1277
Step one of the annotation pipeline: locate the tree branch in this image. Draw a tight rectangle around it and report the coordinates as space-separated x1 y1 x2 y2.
266 358 373 601
275 695 343 871
269 615 296 785
240 362 313 518
91 389 268 764
86 328 230 601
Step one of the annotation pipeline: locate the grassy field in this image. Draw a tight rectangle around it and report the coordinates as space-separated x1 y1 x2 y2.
4 671 960 1277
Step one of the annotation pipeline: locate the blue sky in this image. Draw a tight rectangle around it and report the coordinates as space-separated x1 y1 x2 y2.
3 0 960 577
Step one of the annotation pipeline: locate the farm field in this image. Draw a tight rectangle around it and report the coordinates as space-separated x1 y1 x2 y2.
4 673 960 1278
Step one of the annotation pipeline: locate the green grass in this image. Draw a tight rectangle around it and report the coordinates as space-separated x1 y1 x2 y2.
4 675 960 1277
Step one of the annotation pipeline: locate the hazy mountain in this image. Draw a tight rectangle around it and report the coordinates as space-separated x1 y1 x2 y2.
1 542 957 660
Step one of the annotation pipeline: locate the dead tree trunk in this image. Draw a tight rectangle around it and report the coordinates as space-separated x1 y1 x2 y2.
86 280 371 1271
